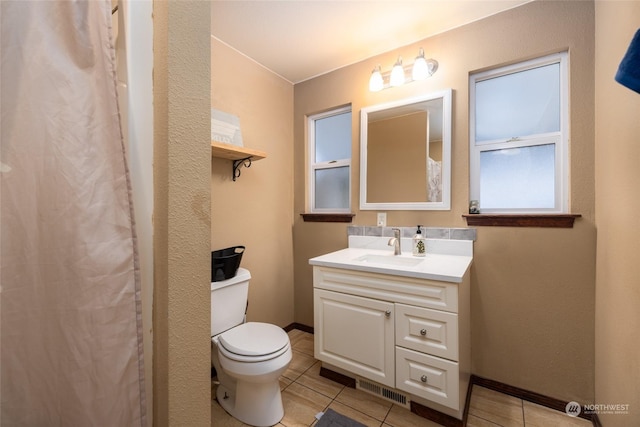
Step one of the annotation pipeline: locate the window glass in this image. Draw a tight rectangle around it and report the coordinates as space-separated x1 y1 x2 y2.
479 144 555 209
475 63 560 142
470 52 567 213
308 106 352 213
315 112 351 162
314 167 350 209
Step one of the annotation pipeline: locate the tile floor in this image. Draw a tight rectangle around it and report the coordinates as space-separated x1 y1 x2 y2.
212 330 592 427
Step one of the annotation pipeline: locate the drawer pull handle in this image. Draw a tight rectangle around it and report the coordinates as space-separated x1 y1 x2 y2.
385 310 391 318
421 375 428 383
420 329 427 336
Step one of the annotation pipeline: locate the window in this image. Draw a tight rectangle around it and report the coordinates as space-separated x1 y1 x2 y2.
308 106 352 213
469 52 568 213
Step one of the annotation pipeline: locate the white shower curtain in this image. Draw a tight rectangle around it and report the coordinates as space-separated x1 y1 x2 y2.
0 1 146 425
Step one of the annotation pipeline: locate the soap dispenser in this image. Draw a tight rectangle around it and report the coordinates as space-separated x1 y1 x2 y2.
412 225 426 257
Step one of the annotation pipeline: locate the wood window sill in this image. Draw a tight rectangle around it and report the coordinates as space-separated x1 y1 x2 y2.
462 214 581 228
301 213 355 223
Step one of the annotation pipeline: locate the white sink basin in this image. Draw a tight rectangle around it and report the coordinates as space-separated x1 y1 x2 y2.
354 254 424 267
309 238 473 282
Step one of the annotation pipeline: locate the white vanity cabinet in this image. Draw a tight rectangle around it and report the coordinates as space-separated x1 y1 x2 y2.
313 264 470 420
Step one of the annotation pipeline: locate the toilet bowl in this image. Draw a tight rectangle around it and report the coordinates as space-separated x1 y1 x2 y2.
210 269 292 427
212 322 292 427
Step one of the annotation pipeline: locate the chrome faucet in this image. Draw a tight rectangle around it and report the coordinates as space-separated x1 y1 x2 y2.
388 228 402 255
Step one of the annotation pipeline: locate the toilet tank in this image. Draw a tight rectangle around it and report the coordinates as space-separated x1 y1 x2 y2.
211 267 251 336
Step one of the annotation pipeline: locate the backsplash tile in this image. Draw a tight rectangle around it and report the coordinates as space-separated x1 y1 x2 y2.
346 225 364 236
451 228 477 241
348 225 476 241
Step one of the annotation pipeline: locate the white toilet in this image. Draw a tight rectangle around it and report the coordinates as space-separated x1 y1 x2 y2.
211 268 292 427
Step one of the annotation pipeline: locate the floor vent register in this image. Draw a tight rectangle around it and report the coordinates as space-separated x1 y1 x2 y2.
356 377 411 409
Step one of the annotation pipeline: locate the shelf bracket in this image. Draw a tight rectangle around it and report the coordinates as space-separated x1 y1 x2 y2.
232 156 253 181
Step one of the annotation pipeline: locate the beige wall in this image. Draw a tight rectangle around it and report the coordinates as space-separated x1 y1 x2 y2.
594 1 640 425
211 39 295 327
153 2 211 426
293 0 596 404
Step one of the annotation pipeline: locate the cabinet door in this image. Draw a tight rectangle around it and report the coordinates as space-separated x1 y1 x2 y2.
395 303 458 361
314 289 395 387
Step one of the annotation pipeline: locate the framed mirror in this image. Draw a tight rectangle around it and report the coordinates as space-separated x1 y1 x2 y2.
360 89 452 210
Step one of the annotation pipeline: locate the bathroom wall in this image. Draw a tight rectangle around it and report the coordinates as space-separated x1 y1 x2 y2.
153 2 212 426
594 2 640 425
210 38 295 327
293 0 596 404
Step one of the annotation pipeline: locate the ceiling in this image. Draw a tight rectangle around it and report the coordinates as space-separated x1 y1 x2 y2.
211 0 532 84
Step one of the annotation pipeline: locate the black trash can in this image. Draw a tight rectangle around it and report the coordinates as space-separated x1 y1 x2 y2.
211 246 245 282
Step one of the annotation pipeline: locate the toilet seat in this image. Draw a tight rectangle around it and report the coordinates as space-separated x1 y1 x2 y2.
218 322 290 362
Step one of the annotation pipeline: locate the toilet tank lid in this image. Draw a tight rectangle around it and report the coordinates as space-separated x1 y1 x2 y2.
211 267 251 290
219 322 289 357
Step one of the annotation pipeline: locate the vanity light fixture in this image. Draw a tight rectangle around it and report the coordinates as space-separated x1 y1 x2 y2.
369 65 384 92
412 48 431 80
389 57 405 87
368 48 438 92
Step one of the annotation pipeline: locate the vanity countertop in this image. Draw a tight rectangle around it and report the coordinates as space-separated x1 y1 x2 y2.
309 236 473 283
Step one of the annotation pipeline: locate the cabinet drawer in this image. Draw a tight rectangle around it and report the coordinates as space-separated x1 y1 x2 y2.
395 303 458 361
395 347 460 410
313 267 459 312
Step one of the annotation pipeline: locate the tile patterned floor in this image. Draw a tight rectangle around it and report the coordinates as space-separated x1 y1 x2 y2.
212 330 592 427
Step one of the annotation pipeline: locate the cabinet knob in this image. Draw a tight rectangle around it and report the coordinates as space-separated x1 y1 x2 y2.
420 329 427 336
421 375 428 383
385 310 391 318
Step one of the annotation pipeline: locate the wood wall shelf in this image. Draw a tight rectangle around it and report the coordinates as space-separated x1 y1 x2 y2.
211 141 267 181
211 141 266 161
